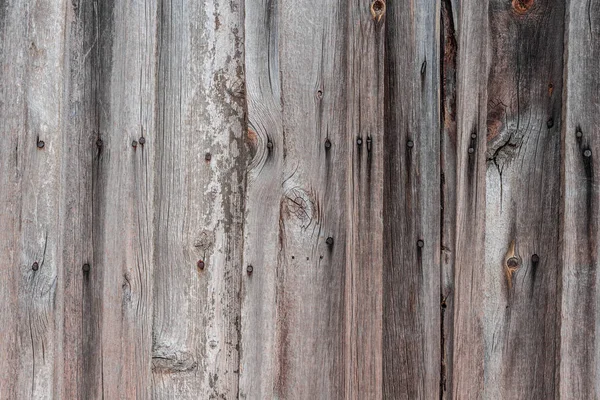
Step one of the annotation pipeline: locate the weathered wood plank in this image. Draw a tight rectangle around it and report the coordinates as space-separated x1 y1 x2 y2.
561 0 600 397
242 0 351 397
0 1 67 398
151 0 246 398
482 1 564 398
346 1 385 399
382 1 441 398
451 0 487 397
62 0 160 398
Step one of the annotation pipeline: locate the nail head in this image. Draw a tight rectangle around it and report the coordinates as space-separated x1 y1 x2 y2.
82 263 90 272
326 237 334 246
547 118 554 129
407 140 414 148
205 152 212 161
37 140 45 149
32 262 39 271
468 147 474 154
584 149 592 158
325 139 331 149
357 137 363 145
197 260 205 270
531 254 540 263
96 139 103 147
138 137 146 145
132 140 138 147
246 265 253 275
417 239 424 248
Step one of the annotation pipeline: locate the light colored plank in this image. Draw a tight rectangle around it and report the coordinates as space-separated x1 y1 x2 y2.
0 1 67 398
151 0 246 398
561 0 600 397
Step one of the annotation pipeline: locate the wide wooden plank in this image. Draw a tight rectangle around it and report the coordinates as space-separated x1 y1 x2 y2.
482 1 564 398
151 0 246 398
61 0 160 398
0 1 67 398
561 0 600 397
452 0 565 398
382 1 441 398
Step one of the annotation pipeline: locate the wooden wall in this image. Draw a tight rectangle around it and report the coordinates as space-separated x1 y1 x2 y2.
0 0 598 398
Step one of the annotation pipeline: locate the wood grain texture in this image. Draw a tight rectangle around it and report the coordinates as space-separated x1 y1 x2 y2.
561 0 600 398
382 1 441 398
0 1 67 398
151 0 246 398
64 0 159 398
3 0 600 398
482 1 564 398
451 0 487 397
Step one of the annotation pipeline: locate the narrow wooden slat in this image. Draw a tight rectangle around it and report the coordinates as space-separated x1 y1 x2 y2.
0 1 67 398
382 1 441 398
346 1 385 398
151 1 246 398
560 0 600 397
451 1 487 397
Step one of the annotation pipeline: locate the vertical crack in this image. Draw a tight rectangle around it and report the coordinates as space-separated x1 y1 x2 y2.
440 0 456 398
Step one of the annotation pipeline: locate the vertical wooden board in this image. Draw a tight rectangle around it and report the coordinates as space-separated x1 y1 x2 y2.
346 1 384 399
66 0 159 398
0 1 67 398
561 0 600 397
151 0 246 398
451 0 487 398
382 0 441 398
238 0 283 396
482 1 564 398
59 0 101 397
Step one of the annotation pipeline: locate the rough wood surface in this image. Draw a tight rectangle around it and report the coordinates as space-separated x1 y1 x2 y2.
2 0 600 399
561 0 600 398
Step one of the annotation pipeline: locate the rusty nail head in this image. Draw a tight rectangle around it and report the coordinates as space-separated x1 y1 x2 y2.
37 140 45 149
326 237 334 246
246 265 253 275
584 149 592 157
82 263 90 272
417 239 424 248
357 137 363 145
507 257 519 267
132 140 138 147
139 137 146 145
32 262 39 271
468 147 475 154
197 260 205 270
531 254 540 263
407 140 414 148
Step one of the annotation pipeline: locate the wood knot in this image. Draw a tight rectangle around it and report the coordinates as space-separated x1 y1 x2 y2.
504 240 521 290
370 0 386 21
512 0 533 15
282 187 314 229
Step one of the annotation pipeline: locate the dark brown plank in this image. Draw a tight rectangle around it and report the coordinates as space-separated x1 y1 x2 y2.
383 1 441 398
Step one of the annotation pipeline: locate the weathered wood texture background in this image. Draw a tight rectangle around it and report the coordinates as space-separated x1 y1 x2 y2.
1 0 599 398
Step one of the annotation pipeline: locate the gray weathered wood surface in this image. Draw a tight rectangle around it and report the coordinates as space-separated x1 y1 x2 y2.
1 0 599 399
